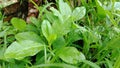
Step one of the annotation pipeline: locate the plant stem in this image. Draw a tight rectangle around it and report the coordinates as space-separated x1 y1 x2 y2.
44 45 47 64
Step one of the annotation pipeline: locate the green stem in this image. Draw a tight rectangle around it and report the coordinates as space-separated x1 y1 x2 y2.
30 0 39 10
44 45 47 64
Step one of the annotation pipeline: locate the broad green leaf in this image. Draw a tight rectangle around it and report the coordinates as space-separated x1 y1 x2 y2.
4 40 44 60
67 29 83 43
59 0 72 16
26 24 39 34
41 20 57 44
58 47 85 64
95 0 106 18
50 7 63 23
30 17 40 28
52 36 65 49
11 17 26 31
72 7 86 21
15 32 43 43
45 11 59 24
52 21 71 36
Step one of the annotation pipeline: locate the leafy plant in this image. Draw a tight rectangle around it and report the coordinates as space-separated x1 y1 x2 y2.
0 0 120 68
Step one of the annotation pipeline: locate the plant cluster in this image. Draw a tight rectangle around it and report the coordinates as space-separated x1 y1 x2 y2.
0 0 120 68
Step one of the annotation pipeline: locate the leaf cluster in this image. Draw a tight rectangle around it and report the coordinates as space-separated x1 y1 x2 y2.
0 0 120 68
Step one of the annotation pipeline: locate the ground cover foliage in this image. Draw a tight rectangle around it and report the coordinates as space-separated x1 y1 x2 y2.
0 0 120 68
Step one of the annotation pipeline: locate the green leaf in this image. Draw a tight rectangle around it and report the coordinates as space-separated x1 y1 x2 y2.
67 29 83 43
15 32 43 43
58 47 85 64
26 24 39 34
45 11 59 24
30 63 78 68
30 17 40 28
95 0 106 18
107 36 120 49
82 60 100 68
113 55 120 68
59 0 72 16
52 21 71 36
72 7 86 21
0 48 5 60
41 20 57 44
0 30 6 37
0 27 9 37
11 17 26 31
50 7 63 23
52 36 65 49
4 40 44 60
105 59 113 68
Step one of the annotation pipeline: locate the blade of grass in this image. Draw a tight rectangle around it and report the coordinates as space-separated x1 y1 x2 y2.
82 60 100 68
29 63 78 68
113 54 120 68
